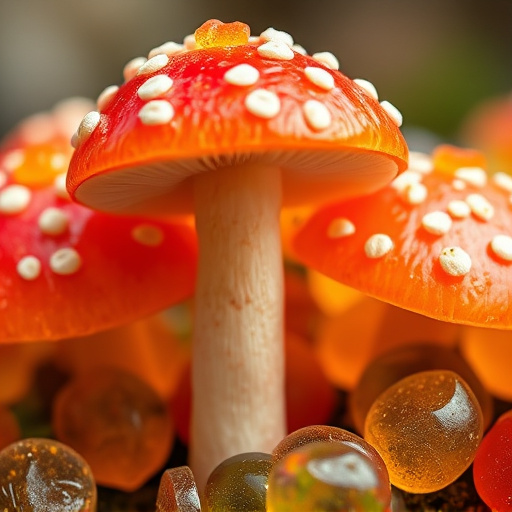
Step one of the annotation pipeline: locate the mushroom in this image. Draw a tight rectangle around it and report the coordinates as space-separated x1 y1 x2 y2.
0 99 197 342
66 19 408 487
293 145 512 328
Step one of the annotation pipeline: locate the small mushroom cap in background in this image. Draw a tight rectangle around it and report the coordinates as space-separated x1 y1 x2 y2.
293 145 512 329
0 99 197 342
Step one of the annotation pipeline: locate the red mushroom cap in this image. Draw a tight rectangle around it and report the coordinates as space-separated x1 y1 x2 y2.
293 145 512 328
67 20 407 215
0 100 197 342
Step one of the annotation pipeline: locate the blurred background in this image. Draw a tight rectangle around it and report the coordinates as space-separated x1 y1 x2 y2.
0 0 511 150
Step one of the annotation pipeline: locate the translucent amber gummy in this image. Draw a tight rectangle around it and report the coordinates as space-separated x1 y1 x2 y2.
156 466 201 512
350 343 493 433
473 409 512 511
364 370 483 493
0 438 96 511
194 19 250 49
204 452 272 512
272 425 387 474
267 441 391 512
53 367 174 491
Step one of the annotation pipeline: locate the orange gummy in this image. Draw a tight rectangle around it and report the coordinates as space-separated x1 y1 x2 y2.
194 19 250 49
431 144 487 177
53 368 174 492
157 466 201 512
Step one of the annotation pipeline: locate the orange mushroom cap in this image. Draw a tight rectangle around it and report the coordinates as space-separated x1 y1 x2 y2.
293 145 512 328
67 20 407 215
0 100 197 342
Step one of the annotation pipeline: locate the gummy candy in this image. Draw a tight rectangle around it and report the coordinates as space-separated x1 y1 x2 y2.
473 409 512 511
267 441 391 512
350 343 493 433
364 370 483 493
53 367 174 491
156 465 201 512
0 438 96 511
204 452 272 512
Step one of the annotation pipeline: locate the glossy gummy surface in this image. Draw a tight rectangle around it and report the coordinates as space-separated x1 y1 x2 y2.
364 370 483 493
0 437 96 511
267 440 391 512
156 466 201 512
204 452 272 512
473 409 512 511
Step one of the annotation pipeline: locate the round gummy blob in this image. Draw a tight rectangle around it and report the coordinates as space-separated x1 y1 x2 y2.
473 409 512 511
364 370 483 493
53 367 174 491
204 452 272 512
267 440 391 512
0 437 97 511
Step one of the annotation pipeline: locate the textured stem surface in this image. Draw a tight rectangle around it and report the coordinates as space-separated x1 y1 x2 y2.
190 164 286 490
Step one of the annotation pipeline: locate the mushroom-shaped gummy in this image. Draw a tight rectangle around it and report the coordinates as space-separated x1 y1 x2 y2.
0 99 197 342
66 19 408 487
294 145 512 328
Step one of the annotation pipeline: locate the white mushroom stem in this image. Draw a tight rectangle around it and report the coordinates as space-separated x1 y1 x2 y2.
191 164 286 490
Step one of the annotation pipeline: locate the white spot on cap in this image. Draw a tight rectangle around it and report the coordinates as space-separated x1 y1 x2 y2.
391 170 422 192
2 150 25 172
137 75 173 100
148 41 184 59
224 64 260 86
402 182 427 205
138 100 175 125
260 27 294 47
38 207 69 236
0 184 31 214
466 193 494 221
124 57 147 81
50 248 81 275
257 41 294 60
245 89 281 119
490 235 512 262
380 100 403 127
54 173 69 200
327 218 355 238
291 44 307 55
455 167 487 188
132 224 165 246
303 100 331 130
364 234 394 258
447 200 471 219
422 211 452 235
76 111 101 146
408 152 433 174
304 67 335 91
183 34 197 50
353 79 378 100
97 85 119 112
452 179 466 191
492 171 512 194
17 256 41 281
312 52 339 70
137 54 169 76
50 153 67 171
439 247 471 276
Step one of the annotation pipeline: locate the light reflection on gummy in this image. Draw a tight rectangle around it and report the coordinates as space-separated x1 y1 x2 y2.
267 441 391 512
0 438 96 512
